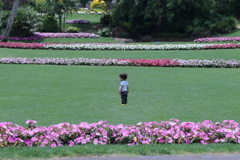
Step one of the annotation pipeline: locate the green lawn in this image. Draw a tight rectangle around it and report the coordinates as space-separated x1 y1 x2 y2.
1 144 240 159
66 13 102 23
1 47 240 159
0 48 240 60
1 65 240 126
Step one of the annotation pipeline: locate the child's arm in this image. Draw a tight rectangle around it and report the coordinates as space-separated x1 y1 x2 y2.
127 85 129 93
119 85 123 94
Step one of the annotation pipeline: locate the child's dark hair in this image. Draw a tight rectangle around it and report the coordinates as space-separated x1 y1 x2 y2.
119 73 127 80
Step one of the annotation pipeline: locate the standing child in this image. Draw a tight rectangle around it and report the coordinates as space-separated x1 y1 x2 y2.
119 73 129 105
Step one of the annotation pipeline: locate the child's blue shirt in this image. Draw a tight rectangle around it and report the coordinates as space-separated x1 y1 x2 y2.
120 80 128 92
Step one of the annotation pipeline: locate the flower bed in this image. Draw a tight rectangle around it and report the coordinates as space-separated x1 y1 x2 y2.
76 11 105 15
194 37 240 43
203 44 240 49
34 32 100 38
1 119 240 148
0 35 44 41
66 19 90 24
2 42 240 50
0 57 240 68
43 43 217 50
0 42 46 49
173 59 240 68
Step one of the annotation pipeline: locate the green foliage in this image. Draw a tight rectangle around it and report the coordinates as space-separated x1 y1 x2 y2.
100 14 111 25
66 27 78 33
42 16 59 32
44 0 79 31
119 32 129 38
0 10 9 33
97 27 111 37
112 0 239 38
210 16 237 33
0 6 42 37
112 0 214 38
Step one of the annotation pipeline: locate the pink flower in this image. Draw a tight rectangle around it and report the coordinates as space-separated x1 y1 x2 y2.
50 143 57 147
26 120 37 124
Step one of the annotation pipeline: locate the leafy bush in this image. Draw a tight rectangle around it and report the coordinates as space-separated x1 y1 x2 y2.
42 16 59 33
210 16 237 33
152 32 188 38
66 27 78 33
119 32 130 38
100 14 111 25
97 27 111 37
0 6 42 37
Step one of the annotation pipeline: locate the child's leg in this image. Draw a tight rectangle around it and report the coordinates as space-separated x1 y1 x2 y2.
125 92 128 104
121 92 128 104
121 92 125 104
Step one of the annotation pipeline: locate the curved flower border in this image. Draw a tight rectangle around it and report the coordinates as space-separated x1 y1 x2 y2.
0 32 99 41
0 58 240 68
194 37 240 43
1 119 240 148
0 42 223 50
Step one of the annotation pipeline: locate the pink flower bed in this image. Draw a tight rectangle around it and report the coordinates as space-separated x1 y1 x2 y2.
0 42 46 49
194 37 240 43
0 35 44 41
1 119 240 148
203 43 240 49
120 59 178 66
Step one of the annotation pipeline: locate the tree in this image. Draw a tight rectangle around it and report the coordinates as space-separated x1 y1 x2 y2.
44 0 79 32
111 0 237 38
1 0 20 42
1 0 29 10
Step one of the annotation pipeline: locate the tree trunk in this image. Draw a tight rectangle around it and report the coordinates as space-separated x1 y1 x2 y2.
59 14 62 32
1 0 21 42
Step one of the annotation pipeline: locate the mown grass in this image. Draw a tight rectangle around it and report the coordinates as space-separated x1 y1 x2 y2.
1 26 240 158
1 65 240 126
0 48 240 60
1 144 240 159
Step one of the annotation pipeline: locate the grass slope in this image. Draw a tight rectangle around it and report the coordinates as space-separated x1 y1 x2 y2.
0 48 240 60
0 65 240 126
1 144 240 159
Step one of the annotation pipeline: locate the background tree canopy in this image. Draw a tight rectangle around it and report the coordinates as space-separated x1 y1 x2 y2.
111 0 238 38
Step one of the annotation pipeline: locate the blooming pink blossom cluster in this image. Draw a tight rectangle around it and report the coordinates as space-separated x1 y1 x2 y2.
0 35 44 41
0 42 46 49
1 119 240 148
194 37 240 43
34 32 100 38
203 43 240 49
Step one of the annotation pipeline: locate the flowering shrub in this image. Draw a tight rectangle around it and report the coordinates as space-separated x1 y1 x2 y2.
66 19 90 24
194 37 240 43
0 35 44 41
1 119 240 148
90 0 106 10
0 57 240 68
34 32 100 38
